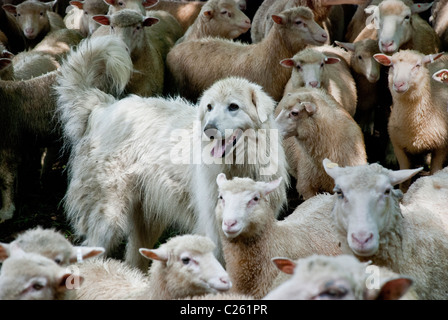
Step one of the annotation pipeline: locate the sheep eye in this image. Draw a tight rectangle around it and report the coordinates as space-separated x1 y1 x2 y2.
118 1 124 5
40 11 44 16
84 11 88 15
384 188 391 196
404 15 410 20
296 65 302 70
358 55 362 60
218 195 223 200
228 103 239 111
221 10 227 14
207 104 213 111
54 258 62 265
320 63 324 68
16 13 20 17
290 111 299 117
32 283 44 291
295 20 302 25
334 187 344 198
319 286 348 299
136 26 141 30
181 257 191 265
253 196 259 202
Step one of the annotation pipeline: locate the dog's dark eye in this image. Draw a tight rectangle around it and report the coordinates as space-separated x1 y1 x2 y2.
228 103 239 111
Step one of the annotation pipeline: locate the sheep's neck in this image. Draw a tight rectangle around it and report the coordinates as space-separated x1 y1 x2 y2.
223 220 278 299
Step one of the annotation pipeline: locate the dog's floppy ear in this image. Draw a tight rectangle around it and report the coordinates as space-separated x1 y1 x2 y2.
250 86 275 124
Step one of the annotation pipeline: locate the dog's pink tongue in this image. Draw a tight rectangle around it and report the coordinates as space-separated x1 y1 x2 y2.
212 140 226 158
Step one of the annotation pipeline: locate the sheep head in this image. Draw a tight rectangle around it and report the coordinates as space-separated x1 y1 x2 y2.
323 159 422 257
215 173 282 239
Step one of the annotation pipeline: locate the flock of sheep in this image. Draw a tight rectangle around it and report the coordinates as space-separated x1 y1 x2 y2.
0 0 447 301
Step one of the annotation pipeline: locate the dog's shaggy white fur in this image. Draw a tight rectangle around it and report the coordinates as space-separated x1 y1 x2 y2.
55 35 289 269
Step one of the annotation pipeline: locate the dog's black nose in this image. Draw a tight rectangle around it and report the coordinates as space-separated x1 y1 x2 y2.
203 124 219 140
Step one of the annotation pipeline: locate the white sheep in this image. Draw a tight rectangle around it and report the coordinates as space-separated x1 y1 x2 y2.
175 0 251 44
275 88 367 199
2 0 66 49
215 173 342 299
354 0 440 54
73 234 232 299
0 226 105 266
166 6 328 102
0 247 80 300
65 0 110 36
373 50 448 189
323 158 448 300
432 68 448 83
280 46 357 116
263 254 416 300
55 33 289 270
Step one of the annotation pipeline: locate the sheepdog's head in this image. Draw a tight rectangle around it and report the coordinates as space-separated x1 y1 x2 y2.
197 77 276 159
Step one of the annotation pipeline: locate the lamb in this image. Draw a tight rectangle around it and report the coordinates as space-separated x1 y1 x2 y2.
322 158 448 299
275 88 367 199
11 50 60 80
65 0 110 36
373 50 448 189
250 0 361 44
0 4 26 54
55 34 289 270
433 68 448 83
430 0 448 50
0 226 105 266
175 0 251 44
0 247 81 300
353 0 440 54
215 173 342 299
263 254 415 300
280 46 357 116
2 0 66 49
104 0 157 14
92 10 171 97
73 234 232 300
166 6 328 102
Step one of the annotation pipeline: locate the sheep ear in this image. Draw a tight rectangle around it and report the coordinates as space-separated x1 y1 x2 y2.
325 57 340 65
69 1 84 9
271 14 285 25
302 102 316 115
216 173 227 187
411 2 433 14
92 15 111 26
250 87 274 123
422 52 444 65
0 242 11 262
49 0 58 10
323 158 343 180
142 0 158 8
260 177 283 196
388 167 423 186
203 10 213 19
373 54 392 66
69 246 105 263
335 41 355 52
139 247 169 262
432 69 448 83
370 277 413 300
0 58 12 71
271 257 296 275
103 0 115 5
143 17 159 27
280 58 295 68
2 4 17 15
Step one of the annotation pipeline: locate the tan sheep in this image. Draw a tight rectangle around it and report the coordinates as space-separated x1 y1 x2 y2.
323 159 448 300
2 0 66 49
215 173 342 299
176 0 251 44
148 0 206 32
250 0 363 43
166 6 328 102
275 88 367 199
73 234 232 300
374 50 448 190
264 254 416 300
281 45 357 116
431 0 448 50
